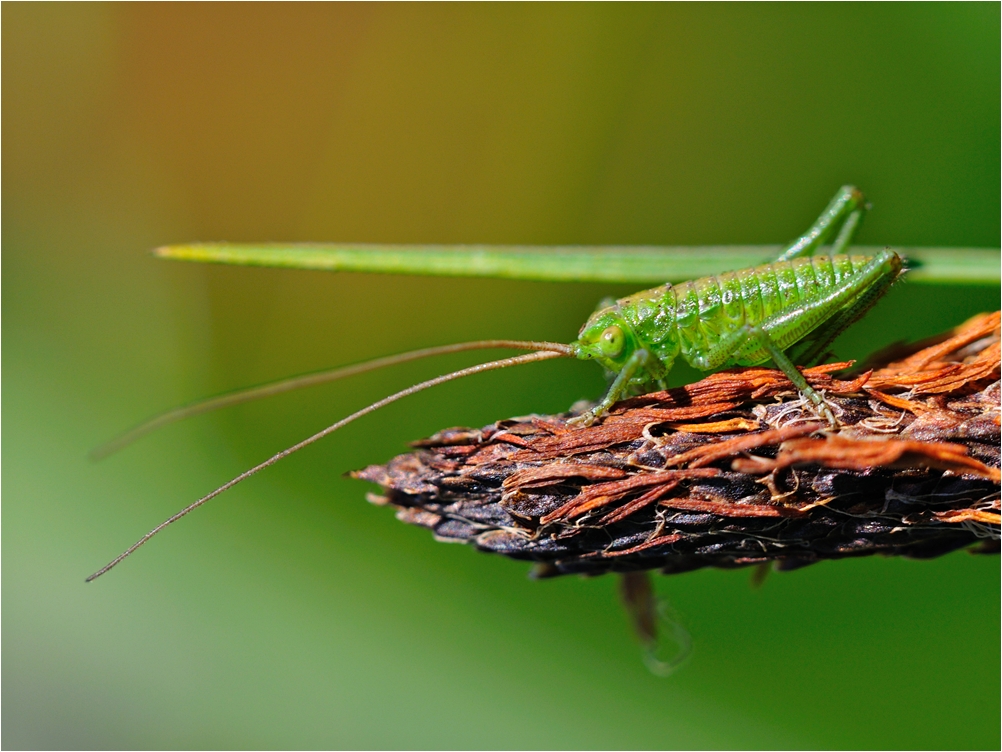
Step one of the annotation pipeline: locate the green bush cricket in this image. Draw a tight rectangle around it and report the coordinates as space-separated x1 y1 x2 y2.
86 186 988 581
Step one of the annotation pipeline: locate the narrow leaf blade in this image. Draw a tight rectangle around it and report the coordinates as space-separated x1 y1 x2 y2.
155 243 1000 285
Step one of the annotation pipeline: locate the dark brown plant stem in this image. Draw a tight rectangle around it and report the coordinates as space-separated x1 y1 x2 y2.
355 312 1001 578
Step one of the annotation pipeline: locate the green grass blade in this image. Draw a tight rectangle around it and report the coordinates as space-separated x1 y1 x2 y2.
156 243 1000 285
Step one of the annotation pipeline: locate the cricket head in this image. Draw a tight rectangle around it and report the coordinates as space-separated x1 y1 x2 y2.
571 308 640 372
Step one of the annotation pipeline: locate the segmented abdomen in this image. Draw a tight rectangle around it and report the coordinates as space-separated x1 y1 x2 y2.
671 254 876 367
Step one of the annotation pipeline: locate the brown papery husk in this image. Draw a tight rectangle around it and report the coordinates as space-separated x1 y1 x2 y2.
354 312 1000 579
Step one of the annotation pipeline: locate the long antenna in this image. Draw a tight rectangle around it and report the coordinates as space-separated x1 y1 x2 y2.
86 348 571 582
90 340 571 460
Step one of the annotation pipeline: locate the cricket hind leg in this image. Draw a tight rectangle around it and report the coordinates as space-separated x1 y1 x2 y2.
755 328 837 425
687 251 903 425
789 249 904 366
776 185 869 262
685 322 836 424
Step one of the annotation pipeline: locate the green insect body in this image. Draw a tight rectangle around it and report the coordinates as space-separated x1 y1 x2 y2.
571 187 903 423
573 251 903 421
87 185 905 580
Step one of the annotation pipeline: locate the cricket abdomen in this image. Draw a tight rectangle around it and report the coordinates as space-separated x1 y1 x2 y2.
673 254 881 368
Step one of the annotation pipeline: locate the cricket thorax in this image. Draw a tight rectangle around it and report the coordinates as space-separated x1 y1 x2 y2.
572 284 678 381
615 283 681 368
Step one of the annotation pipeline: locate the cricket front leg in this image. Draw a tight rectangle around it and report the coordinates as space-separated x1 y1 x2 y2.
569 349 650 427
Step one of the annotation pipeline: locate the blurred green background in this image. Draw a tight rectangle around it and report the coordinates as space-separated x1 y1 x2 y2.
3 4 999 749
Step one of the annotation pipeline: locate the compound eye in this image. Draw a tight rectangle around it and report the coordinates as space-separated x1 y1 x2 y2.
599 325 625 357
